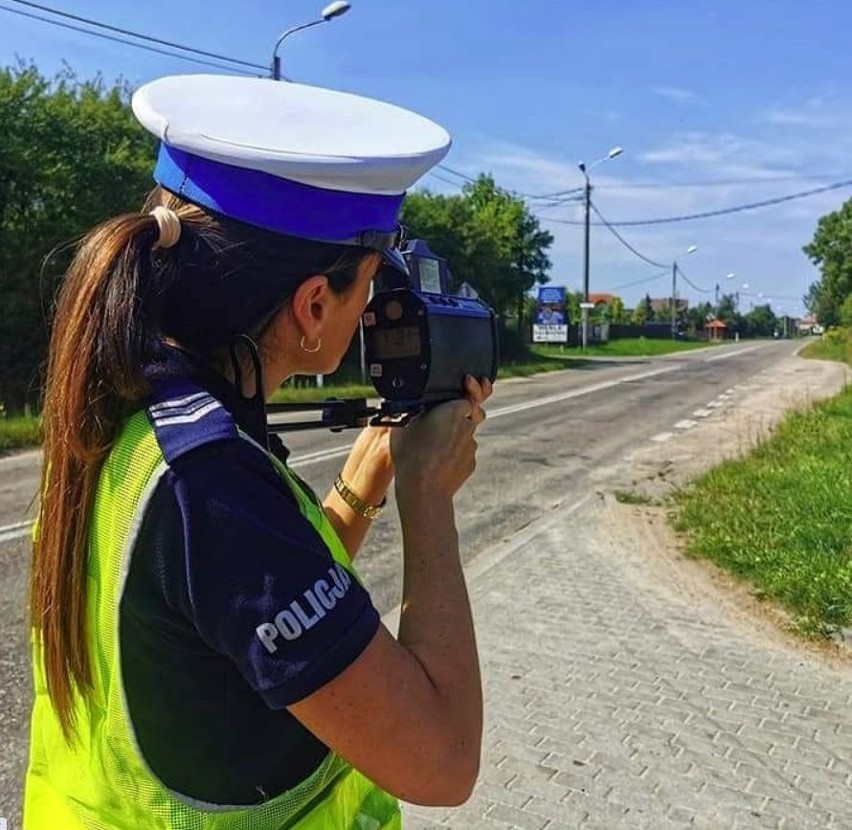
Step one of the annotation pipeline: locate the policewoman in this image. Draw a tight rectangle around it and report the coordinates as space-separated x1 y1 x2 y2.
25 74 490 829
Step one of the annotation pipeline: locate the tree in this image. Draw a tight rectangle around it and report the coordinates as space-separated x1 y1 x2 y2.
631 294 654 326
744 304 778 337
716 293 744 335
565 290 583 325
0 63 156 413
598 296 627 324
684 301 715 336
803 197 852 327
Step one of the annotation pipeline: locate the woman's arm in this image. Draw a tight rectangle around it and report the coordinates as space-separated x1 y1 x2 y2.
290 377 491 806
322 426 393 560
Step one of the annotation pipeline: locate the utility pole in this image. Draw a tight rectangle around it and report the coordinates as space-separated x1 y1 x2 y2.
578 164 592 351
581 172 591 306
671 261 678 339
715 282 720 311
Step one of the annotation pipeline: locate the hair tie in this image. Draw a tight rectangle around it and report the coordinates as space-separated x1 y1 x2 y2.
150 205 181 250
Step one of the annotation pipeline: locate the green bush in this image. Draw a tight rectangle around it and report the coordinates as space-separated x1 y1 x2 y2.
0 416 42 453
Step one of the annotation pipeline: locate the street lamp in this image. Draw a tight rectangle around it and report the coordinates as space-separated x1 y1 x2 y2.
578 145 623 349
671 245 697 338
715 273 733 309
271 1 351 81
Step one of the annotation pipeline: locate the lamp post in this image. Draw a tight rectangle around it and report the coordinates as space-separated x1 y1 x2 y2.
271 1 351 81
578 145 622 347
716 272 735 313
671 245 697 338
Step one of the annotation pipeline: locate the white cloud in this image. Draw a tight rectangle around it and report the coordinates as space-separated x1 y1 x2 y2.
758 108 844 129
639 132 805 176
650 86 699 104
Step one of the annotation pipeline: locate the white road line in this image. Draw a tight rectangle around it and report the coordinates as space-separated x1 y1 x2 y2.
289 445 354 467
706 401 724 409
0 364 686 544
704 346 761 362
0 520 35 544
674 419 698 430
487 364 681 420
693 409 713 418
651 432 674 443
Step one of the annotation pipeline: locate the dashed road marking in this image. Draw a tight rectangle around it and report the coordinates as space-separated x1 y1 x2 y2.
651 432 674 443
693 409 713 418
704 346 761 362
674 419 698 430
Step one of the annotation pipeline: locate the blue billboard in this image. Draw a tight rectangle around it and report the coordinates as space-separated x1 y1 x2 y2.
533 286 568 342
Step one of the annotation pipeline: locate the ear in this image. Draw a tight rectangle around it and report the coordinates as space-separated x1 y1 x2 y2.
288 274 334 339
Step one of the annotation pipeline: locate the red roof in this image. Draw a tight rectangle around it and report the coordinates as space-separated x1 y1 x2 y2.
705 319 727 328
588 293 616 304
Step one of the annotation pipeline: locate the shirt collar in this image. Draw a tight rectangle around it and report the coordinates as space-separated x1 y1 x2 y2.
142 339 289 461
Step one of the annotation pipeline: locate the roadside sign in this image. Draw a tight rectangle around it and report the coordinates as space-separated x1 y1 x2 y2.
533 286 568 343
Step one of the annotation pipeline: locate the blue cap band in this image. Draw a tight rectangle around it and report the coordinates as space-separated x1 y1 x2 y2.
153 144 406 246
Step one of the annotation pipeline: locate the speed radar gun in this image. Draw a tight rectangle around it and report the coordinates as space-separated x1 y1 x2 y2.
267 239 498 433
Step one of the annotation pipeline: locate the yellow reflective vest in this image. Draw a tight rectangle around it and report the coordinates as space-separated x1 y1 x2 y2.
24 409 400 829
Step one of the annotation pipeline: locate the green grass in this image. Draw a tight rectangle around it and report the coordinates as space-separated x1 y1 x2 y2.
535 338 715 359
0 416 42 454
673 383 852 639
270 382 377 404
800 335 852 365
614 490 661 506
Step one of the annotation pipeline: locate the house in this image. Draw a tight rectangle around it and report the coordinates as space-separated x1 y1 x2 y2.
797 315 818 335
588 292 616 306
650 297 689 315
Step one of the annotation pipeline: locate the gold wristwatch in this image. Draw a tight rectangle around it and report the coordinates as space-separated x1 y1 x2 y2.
333 474 387 521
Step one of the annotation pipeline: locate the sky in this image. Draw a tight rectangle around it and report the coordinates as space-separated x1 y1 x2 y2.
3 0 852 317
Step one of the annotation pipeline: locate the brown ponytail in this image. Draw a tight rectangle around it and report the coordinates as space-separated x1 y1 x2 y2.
32 209 164 741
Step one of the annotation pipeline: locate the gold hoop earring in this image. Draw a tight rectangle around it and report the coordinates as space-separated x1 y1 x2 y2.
300 335 322 354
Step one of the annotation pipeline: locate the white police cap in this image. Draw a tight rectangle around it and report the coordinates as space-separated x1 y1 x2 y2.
131 74 451 250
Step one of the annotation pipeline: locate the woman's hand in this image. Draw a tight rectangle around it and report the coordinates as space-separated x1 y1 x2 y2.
392 375 493 499
341 424 394 492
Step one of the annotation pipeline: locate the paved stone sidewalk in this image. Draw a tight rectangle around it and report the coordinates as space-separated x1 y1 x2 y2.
399 496 852 830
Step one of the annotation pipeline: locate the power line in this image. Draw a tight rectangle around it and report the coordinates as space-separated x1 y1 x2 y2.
435 164 477 184
541 178 852 227
424 171 466 190
3 0 267 73
675 264 714 294
437 163 585 204
595 173 845 190
590 202 668 269
604 269 670 293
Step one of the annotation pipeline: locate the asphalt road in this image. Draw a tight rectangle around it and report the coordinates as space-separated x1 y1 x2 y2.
0 339 797 826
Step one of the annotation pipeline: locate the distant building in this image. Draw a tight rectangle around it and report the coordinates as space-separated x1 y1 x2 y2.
797 315 818 334
650 298 689 315
588 292 617 306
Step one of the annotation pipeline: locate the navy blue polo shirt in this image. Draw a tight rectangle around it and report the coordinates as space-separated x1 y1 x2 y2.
118 343 380 805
